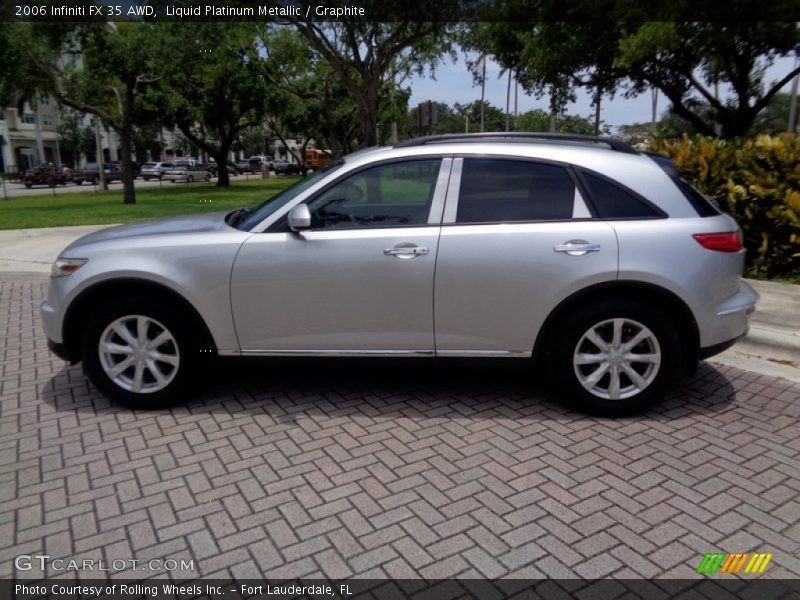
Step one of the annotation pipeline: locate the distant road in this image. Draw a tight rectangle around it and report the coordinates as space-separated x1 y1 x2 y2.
0 173 260 199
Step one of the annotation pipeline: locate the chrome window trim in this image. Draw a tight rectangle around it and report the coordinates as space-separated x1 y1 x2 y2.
427 157 453 225
572 188 592 219
442 157 463 224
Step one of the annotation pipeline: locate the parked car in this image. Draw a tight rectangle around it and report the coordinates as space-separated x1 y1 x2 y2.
107 160 141 179
272 160 300 175
41 132 758 415
23 164 71 188
200 162 218 176
237 156 273 174
72 162 123 185
162 160 210 183
140 162 174 181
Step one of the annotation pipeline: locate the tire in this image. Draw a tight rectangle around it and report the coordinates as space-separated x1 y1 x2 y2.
75 180 83 186
187 175 193 183
81 296 206 409
91 177 99 185
547 300 680 416
205 173 210 182
25 181 32 188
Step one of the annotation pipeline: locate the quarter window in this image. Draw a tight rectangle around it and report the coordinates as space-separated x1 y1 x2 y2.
456 158 576 223
580 171 662 218
307 159 441 229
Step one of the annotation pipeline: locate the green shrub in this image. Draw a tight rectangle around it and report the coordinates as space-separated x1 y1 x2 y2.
651 134 800 279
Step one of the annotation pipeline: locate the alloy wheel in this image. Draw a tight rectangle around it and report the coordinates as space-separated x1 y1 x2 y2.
573 317 661 400
98 315 180 394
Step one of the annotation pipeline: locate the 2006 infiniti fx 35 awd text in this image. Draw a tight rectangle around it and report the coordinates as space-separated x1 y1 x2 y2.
41 133 758 415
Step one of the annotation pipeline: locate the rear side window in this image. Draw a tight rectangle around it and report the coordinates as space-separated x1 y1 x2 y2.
457 158 575 223
674 179 721 217
580 171 663 219
646 153 720 216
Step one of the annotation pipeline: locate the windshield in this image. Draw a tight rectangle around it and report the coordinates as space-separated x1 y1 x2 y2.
234 161 343 231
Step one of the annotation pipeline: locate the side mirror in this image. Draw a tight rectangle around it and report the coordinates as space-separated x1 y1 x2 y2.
287 204 311 232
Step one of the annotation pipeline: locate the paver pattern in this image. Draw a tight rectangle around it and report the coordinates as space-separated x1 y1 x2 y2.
2 273 799 581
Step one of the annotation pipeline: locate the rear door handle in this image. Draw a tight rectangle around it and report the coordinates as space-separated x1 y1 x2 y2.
384 245 429 259
554 241 601 256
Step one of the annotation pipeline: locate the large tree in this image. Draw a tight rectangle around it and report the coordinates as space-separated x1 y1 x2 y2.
469 2 800 139
157 22 270 187
617 22 800 138
284 19 451 147
15 21 162 202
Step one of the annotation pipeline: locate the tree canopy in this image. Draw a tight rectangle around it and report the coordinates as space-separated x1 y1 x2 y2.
466 4 800 139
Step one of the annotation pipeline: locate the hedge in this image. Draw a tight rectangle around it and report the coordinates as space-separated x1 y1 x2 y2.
651 134 800 280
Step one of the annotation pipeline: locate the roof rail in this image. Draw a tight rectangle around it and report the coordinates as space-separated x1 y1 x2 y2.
394 132 638 154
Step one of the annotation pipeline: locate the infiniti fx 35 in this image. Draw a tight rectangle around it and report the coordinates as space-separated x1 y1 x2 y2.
41 133 758 415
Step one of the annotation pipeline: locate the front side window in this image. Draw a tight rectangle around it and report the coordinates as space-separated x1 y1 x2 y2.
306 159 441 230
456 158 576 223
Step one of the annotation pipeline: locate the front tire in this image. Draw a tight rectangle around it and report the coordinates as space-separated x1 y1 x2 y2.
548 301 680 416
82 297 204 409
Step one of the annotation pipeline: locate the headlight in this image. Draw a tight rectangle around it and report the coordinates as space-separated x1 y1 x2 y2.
51 258 88 277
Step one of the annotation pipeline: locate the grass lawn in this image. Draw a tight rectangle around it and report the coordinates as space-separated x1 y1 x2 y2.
0 177 299 230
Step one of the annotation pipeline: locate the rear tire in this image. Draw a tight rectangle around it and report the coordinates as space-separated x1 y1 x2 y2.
82 296 207 409
187 175 193 183
548 301 680 416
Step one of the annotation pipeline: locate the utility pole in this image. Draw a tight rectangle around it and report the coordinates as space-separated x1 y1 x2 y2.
480 56 486 132
505 69 511 132
788 55 799 134
513 69 518 131
651 87 658 130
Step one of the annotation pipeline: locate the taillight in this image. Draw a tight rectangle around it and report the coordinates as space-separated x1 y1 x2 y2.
692 231 743 252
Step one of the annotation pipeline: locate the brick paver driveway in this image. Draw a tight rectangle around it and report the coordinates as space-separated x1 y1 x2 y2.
2 272 799 580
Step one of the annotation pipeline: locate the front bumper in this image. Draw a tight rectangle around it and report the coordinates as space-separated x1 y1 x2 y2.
47 338 74 362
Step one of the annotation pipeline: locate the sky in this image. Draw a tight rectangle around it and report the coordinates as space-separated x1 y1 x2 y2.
405 53 800 133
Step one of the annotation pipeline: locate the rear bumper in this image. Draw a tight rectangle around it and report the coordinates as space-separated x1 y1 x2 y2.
702 280 759 348
698 335 743 360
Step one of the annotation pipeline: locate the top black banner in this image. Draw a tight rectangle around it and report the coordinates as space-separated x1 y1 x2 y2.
4 0 800 22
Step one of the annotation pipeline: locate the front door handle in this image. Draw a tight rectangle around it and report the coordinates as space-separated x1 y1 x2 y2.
384 245 429 259
554 240 601 256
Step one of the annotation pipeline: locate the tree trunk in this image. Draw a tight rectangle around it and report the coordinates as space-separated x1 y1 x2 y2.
213 142 232 187
118 123 135 204
360 90 379 147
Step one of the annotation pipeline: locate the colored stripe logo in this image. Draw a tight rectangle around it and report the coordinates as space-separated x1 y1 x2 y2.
696 552 773 574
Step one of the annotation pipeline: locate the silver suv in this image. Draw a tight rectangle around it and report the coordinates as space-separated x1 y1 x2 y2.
41 133 758 415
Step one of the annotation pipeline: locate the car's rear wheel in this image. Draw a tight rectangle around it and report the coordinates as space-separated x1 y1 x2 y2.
548 301 680 416
205 173 211 182
187 175 193 183
82 297 203 409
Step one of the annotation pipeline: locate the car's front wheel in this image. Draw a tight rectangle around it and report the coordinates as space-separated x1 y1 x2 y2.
82 297 202 408
548 301 680 416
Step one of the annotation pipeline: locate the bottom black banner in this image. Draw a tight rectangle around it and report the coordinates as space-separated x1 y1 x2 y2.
2 579 800 600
